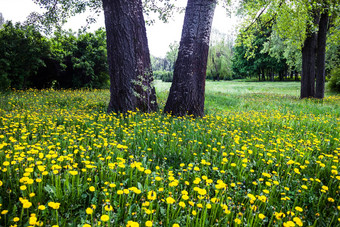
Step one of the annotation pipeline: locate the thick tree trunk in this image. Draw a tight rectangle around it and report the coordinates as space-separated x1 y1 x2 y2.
315 10 329 99
103 0 158 113
164 0 216 117
301 30 318 98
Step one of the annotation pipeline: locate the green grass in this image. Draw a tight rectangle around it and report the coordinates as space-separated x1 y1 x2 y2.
0 82 339 227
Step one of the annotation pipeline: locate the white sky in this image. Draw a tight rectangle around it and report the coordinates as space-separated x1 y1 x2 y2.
0 0 240 57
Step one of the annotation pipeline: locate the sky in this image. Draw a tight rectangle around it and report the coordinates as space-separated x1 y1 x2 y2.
0 0 241 57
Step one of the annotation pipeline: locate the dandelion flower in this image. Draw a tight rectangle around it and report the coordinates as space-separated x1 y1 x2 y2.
101 214 109 222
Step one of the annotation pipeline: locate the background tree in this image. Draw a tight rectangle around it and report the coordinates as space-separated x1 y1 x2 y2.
165 41 179 72
0 22 50 90
0 13 4 28
207 29 234 81
232 20 290 81
164 0 217 117
48 28 109 89
238 0 340 99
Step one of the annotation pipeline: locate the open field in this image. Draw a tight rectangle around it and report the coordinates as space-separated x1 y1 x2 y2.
0 81 339 226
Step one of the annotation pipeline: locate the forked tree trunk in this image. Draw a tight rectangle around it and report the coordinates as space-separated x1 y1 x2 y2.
102 0 158 113
164 0 217 117
315 10 329 99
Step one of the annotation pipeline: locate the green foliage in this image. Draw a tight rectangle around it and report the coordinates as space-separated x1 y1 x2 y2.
328 67 340 93
50 28 109 89
153 70 173 82
232 23 289 81
151 56 169 72
0 21 109 90
237 0 340 77
165 41 179 72
0 21 50 90
151 42 178 83
326 18 340 75
207 30 234 80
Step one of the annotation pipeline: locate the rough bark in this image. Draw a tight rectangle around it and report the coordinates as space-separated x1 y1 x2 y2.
315 10 329 99
102 0 158 113
163 0 216 117
301 14 319 99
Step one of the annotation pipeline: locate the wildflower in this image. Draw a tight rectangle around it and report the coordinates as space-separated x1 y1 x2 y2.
145 221 153 227
23 202 32 209
86 208 93 215
322 185 328 191
172 224 180 227
328 197 335 202
144 169 151 174
234 218 242 224
126 221 139 227
38 205 46 210
283 221 296 227
29 216 37 225
69 170 78 176
166 197 176 204
1 210 8 215
20 185 27 191
48 202 61 210
295 206 303 212
105 205 113 211
101 215 109 222
89 186 95 192
274 212 285 220
259 213 266 220
147 191 157 200
13 217 20 222
179 201 186 208
293 217 303 226
263 189 269 194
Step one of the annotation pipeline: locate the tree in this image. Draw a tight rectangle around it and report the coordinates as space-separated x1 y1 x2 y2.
0 13 4 28
238 0 340 99
48 28 109 89
164 0 217 117
31 0 163 113
207 29 234 80
165 41 179 71
102 0 157 113
0 22 50 90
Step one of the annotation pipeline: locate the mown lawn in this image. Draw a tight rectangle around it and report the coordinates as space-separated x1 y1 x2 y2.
0 81 339 227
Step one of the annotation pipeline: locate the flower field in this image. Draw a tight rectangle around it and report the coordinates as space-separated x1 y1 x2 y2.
0 86 339 227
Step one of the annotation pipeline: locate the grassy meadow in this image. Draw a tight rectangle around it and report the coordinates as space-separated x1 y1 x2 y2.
0 81 339 227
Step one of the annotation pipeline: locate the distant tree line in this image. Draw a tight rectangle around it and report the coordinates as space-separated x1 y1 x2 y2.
0 21 108 90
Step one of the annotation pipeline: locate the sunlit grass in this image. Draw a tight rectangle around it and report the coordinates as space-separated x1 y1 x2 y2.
0 83 339 226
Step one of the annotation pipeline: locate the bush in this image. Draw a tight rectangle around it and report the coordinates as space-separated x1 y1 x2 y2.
153 70 173 82
328 67 340 93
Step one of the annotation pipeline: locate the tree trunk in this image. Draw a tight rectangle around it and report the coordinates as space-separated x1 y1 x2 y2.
271 69 274 81
295 70 299 81
164 0 216 117
301 28 318 98
315 10 329 99
103 0 158 113
261 69 265 81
